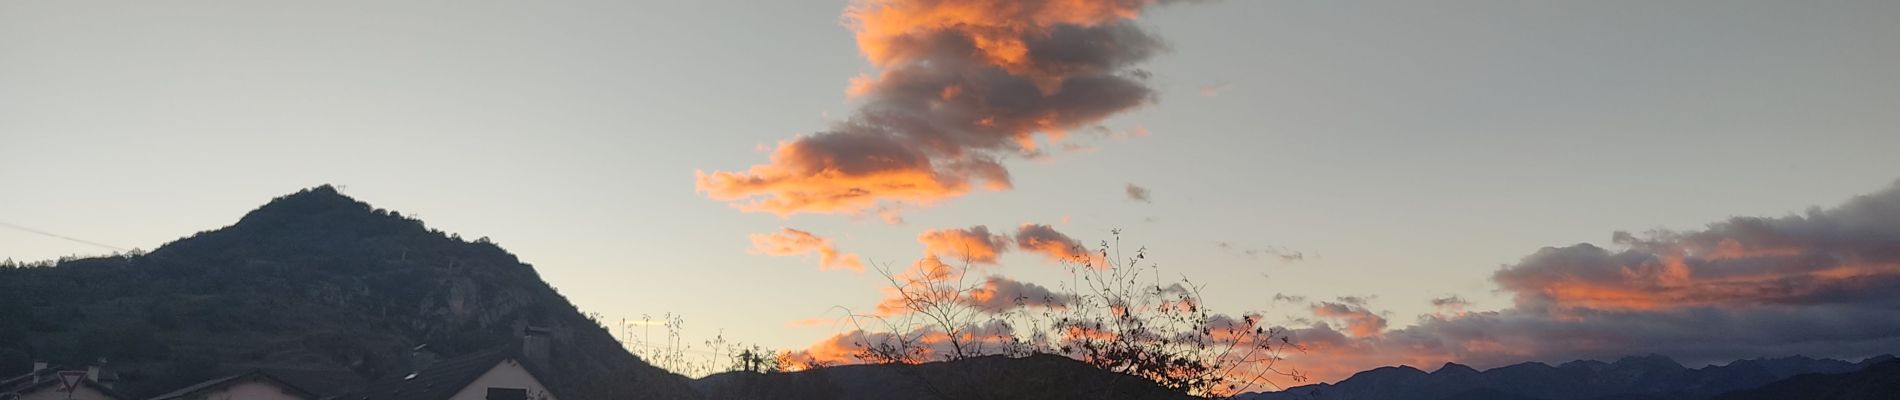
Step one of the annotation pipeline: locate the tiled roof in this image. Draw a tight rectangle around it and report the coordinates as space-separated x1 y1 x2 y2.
148 370 317 400
0 367 58 393
343 344 555 400
0 370 130 400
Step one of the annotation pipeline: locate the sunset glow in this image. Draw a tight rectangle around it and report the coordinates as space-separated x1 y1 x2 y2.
5 0 1899 398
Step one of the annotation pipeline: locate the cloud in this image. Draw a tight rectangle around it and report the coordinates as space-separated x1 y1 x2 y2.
1429 296 1469 308
1271 293 1308 303
1125 183 1152 203
918 225 1011 264
964 275 1070 312
1310 301 1387 338
1333 296 1373 306
1273 182 1900 384
1014 224 1101 266
696 0 1174 220
872 254 1071 315
870 271 1073 315
749 228 866 272
780 321 1022 369
1217 241 1306 263
1493 188 1900 311
1199 82 1231 97
1429 296 1471 317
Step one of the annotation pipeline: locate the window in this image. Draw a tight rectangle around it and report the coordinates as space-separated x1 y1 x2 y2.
485 387 527 400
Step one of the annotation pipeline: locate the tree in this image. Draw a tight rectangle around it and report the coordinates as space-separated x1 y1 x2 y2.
840 229 1303 397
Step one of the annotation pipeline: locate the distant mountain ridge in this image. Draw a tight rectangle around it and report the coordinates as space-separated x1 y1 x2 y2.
1712 358 1900 400
0 186 700 398
1239 354 1896 400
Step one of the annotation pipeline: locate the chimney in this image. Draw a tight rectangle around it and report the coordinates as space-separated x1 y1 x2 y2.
521 326 552 371
31 361 46 383
93 364 118 390
87 365 100 381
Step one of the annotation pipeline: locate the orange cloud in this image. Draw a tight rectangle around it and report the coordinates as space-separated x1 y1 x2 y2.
918 225 1010 264
964 275 1069 312
1265 183 1900 385
1486 184 1900 314
1014 224 1104 267
847 0 1152 84
696 0 1167 220
697 135 1006 217
749 228 865 272
873 269 1070 316
1311 301 1388 338
873 256 964 316
780 322 1022 369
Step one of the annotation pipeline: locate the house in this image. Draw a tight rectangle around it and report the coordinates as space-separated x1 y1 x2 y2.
146 370 317 400
0 362 128 400
344 327 561 400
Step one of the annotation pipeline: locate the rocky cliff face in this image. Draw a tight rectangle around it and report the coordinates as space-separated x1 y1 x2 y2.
0 186 700 399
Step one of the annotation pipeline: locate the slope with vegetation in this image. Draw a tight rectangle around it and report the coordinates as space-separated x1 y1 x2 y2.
0 186 699 399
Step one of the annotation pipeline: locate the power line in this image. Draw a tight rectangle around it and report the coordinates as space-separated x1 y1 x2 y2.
0 221 128 251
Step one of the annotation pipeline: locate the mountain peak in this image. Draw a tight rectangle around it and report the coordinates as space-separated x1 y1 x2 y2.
146 185 440 260
1346 365 1427 382
244 185 362 215
1612 353 1686 370
1433 362 1479 376
225 185 408 233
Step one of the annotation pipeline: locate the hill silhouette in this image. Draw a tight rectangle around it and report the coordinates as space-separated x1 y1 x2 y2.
1712 358 1900 400
693 353 1201 400
1239 354 1895 400
0 185 700 398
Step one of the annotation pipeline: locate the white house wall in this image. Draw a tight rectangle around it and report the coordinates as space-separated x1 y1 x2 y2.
446 360 557 400
196 380 309 400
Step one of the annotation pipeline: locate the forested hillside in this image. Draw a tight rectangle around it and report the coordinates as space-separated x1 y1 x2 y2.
0 186 700 399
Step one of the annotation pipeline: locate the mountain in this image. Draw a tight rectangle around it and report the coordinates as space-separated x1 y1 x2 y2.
0 185 700 399
1239 354 1894 400
693 353 1200 400
1712 358 1900 400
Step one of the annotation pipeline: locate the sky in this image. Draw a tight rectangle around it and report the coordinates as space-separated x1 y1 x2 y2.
4 0 1900 387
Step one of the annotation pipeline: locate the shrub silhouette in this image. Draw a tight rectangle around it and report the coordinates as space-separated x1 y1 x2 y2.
837 229 1303 397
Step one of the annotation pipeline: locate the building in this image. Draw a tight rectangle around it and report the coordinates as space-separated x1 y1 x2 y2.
0 362 128 400
344 327 561 400
145 370 317 400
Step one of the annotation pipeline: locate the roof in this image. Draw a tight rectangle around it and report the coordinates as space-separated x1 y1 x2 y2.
0 370 131 400
0 367 58 393
148 370 318 400
342 344 557 400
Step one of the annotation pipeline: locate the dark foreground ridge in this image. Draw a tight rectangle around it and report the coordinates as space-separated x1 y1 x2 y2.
1712 358 1900 400
0 185 700 398
1239 353 1897 400
694 353 1200 400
